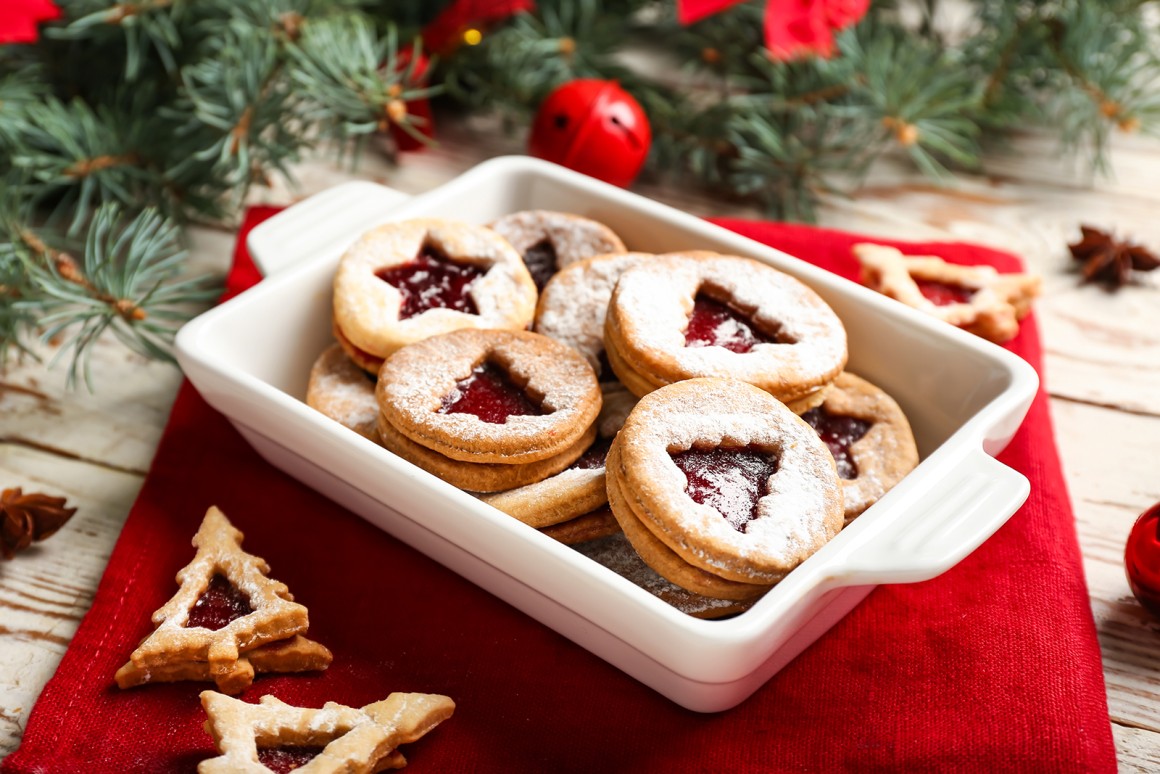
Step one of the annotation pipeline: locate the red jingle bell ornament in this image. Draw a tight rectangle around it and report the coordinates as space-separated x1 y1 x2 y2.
1125 501 1160 617
528 79 651 188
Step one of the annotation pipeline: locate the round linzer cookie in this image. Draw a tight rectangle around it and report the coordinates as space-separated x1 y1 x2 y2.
375 329 602 492
603 251 847 412
534 251 654 382
480 386 636 529
305 344 380 442
332 218 537 372
799 371 919 524
607 378 843 594
376 415 597 492
489 210 627 291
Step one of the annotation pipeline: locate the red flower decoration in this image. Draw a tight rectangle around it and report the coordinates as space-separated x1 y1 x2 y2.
678 0 869 60
0 0 61 45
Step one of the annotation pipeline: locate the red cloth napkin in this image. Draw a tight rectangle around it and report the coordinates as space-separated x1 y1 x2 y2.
4 208 1116 773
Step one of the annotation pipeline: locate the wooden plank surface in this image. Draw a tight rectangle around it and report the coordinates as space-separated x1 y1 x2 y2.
2 120 1159 768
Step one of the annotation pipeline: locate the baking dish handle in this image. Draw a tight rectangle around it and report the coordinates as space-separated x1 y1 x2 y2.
247 181 413 278
830 448 1030 586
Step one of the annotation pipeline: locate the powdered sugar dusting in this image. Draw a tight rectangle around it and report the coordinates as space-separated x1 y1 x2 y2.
610 253 847 395
333 218 536 358
818 371 919 522
535 252 653 375
380 329 601 449
305 344 379 441
620 379 842 580
490 210 626 271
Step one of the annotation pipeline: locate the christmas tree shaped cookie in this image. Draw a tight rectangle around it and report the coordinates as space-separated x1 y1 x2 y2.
116 506 329 693
199 691 455 773
853 243 1041 343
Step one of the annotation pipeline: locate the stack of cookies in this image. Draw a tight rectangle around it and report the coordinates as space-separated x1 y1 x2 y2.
115 507 332 694
374 328 601 493
305 211 922 618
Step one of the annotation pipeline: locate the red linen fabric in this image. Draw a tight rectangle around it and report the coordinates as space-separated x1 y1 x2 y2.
4 208 1116 773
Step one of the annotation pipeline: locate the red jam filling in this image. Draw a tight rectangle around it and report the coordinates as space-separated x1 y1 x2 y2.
915 278 974 306
375 244 483 319
257 746 326 773
670 446 779 533
186 574 252 630
800 407 872 480
522 239 558 292
570 436 613 471
684 295 778 353
438 362 545 424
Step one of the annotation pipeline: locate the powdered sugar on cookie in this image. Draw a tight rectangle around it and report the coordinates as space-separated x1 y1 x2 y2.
615 379 843 584
535 252 653 375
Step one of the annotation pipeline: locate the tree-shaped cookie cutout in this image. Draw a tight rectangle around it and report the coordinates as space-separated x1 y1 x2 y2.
199 691 455 773
124 506 310 686
853 243 1041 343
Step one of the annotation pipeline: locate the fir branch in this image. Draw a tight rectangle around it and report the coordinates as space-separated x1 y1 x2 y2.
840 24 983 178
288 15 439 141
1043 4 1160 165
8 97 155 233
16 205 219 387
441 0 632 113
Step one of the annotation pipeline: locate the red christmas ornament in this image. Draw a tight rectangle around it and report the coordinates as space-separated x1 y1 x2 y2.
0 0 61 44
528 79 651 188
1126 502 1160 617
677 0 870 60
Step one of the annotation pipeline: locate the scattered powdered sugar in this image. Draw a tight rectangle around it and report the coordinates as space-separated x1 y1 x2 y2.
611 253 847 388
535 252 653 374
490 210 626 271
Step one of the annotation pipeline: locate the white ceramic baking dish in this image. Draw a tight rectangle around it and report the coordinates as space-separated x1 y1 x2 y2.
175 156 1038 712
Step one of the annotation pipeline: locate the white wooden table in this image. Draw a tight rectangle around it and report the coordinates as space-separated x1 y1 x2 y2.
2 122 1159 769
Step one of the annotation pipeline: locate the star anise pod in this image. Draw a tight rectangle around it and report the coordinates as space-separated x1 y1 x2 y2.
0 487 76 559
1069 225 1160 288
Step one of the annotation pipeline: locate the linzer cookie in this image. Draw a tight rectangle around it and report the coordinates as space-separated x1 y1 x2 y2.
604 252 847 411
376 328 602 492
118 506 321 693
853 243 1040 343
306 344 380 442
800 371 920 523
534 251 654 382
376 416 597 492
607 378 843 597
480 386 636 540
332 218 537 372
489 210 627 291
199 690 455 773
